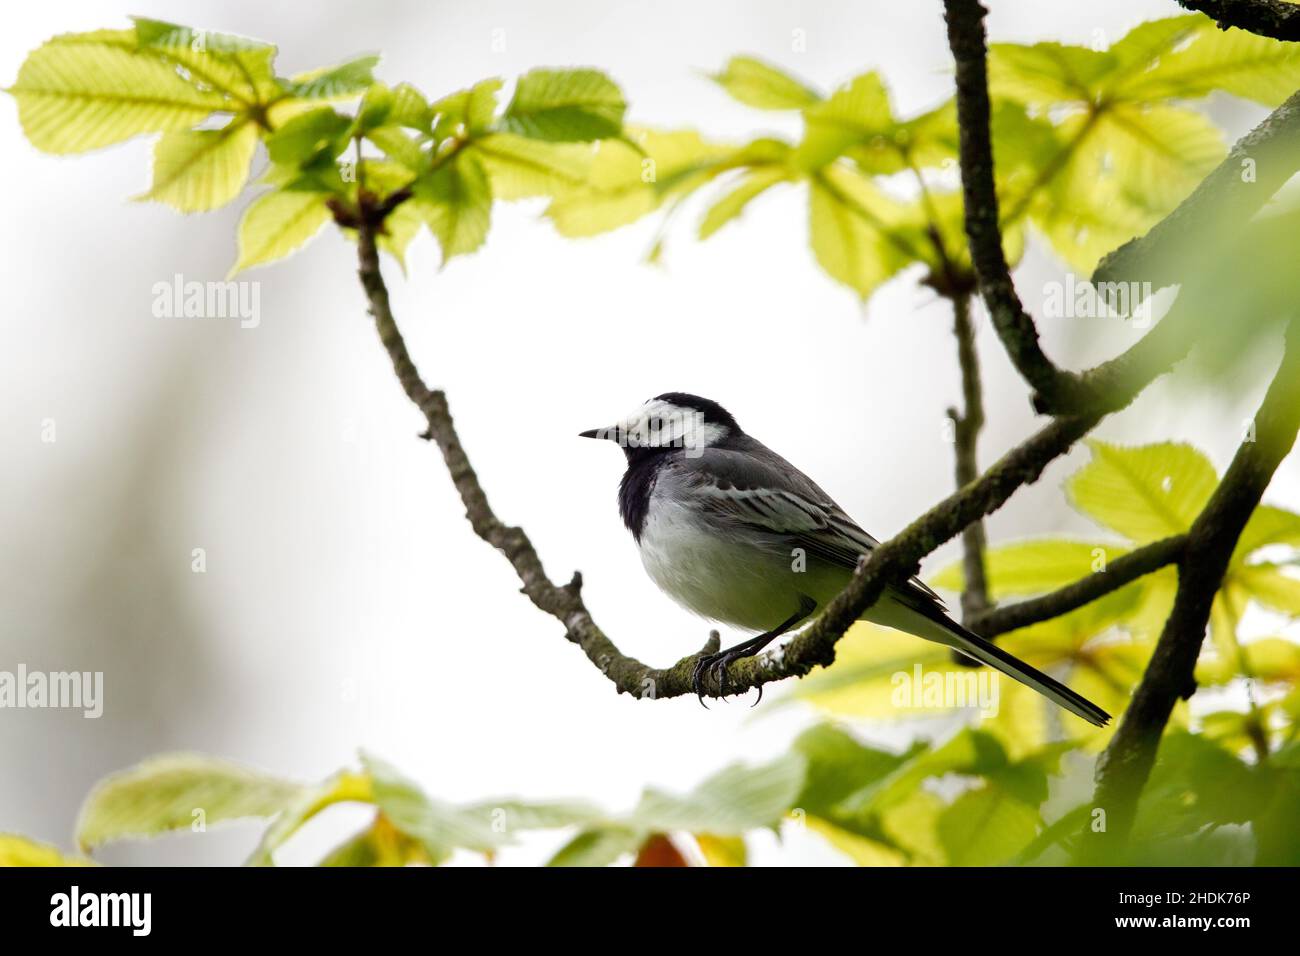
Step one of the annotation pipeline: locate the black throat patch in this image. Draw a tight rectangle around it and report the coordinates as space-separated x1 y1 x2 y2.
617 449 664 541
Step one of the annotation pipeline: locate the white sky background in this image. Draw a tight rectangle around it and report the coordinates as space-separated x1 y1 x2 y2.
2 0 1297 865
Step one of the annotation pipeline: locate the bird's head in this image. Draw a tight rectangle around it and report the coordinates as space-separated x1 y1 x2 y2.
579 392 740 462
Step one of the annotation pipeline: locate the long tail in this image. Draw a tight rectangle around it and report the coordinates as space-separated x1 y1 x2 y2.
874 593 1112 727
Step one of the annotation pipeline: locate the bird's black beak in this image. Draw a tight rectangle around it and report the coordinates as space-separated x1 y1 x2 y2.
579 427 609 440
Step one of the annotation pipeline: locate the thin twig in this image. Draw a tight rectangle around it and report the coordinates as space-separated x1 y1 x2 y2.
947 291 992 624
943 0 1092 414
970 535 1186 637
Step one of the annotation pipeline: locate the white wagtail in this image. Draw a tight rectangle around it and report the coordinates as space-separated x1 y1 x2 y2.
580 392 1109 725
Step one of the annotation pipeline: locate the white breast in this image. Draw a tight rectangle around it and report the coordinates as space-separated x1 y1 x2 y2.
636 493 811 634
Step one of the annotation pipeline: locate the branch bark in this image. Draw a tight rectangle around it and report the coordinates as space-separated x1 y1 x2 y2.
1088 319 1300 850
943 0 1094 415
1175 0 1300 40
969 535 1186 637
1094 87 1300 289
947 291 992 624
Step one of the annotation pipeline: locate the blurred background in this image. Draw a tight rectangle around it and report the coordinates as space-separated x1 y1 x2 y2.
2 0 1295 864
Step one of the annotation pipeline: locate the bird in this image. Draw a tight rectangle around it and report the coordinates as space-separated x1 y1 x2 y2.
579 392 1110 725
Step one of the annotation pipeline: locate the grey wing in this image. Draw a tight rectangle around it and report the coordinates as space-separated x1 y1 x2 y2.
677 443 947 608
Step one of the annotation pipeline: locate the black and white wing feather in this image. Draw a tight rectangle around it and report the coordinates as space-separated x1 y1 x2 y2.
677 440 945 607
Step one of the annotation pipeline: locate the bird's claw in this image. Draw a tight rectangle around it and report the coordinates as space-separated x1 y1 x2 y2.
692 650 762 707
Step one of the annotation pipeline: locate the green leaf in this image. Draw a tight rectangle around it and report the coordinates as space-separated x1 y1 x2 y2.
937 784 1040 865
1197 636 1300 685
0 834 96 867
807 164 918 299
138 119 259 211
545 129 727 236
388 82 432 132
266 107 351 165
132 17 278 104
1076 104 1225 215
282 54 380 100
805 816 906 865
411 152 492 262
711 55 819 110
698 165 789 238
794 72 894 171
1066 441 1219 543
501 68 625 142
353 82 394 132
466 77 504 134
318 814 434 867
462 799 604 834
1131 732 1265 842
246 770 372 866
365 124 427 172
1234 505 1300 562
75 753 303 851
630 753 806 836
470 133 593 199
547 826 642 867
931 539 1125 599
8 30 227 153
988 41 1115 106
1234 565 1300 616
230 189 332 275
1116 18 1300 106
695 833 748 866
792 724 915 818
361 753 505 861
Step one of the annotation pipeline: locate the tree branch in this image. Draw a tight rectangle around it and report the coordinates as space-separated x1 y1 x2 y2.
969 535 1186 637
1094 87 1300 289
1089 319 1300 849
1175 0 1300 41
943 0 1093 414
944 0 1300 416
947 291 992 624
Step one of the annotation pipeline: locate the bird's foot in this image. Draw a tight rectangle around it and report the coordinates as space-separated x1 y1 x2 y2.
691 648 763 708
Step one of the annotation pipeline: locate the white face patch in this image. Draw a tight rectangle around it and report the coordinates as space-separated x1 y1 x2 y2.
603 399 729 457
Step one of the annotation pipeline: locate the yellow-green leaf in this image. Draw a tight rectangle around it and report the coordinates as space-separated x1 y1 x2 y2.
937 784 1040 866
808 164 917 299
931 539 1126 599
502 68 625 142
795 72 894 171
318 813 435 867
9 30 227 153
412 152 492 262
1066 441 1219 543
695 833 748 866
132 17 278 104
1117 18 1300 106
0 834 96 867
470 133 592 199
699 165 788 238
75 753 303 851
711 55 819 110
1234 564 1300 616
230 189 331 275
545 128 727 236
138 119 258 211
